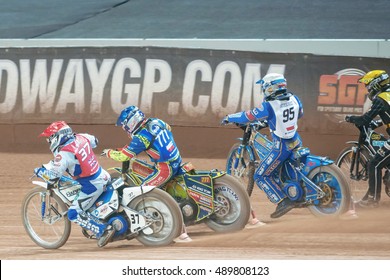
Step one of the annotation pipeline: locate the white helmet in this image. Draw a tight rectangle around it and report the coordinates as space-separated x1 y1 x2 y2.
257 73 287 101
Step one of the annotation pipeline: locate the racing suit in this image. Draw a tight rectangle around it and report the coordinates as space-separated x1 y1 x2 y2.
36 133 111 237
226 93 304 204
105 118 182 187
347 89 390 204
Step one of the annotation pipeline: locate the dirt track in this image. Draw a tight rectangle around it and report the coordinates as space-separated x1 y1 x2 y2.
1 152 390 261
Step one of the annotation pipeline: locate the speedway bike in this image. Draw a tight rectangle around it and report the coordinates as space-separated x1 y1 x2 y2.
336 120 390 203
225 121 351 217
109 159 251 233
22 167 183 249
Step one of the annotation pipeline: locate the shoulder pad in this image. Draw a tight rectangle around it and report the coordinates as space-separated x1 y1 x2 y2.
147 119 165 136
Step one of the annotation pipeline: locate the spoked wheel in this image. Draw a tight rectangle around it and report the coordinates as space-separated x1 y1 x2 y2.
226 143 256 196
22 186 71 249
336 147 370 203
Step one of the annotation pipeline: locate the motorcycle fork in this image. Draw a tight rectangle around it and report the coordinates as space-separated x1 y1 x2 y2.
350 131 367 180
349 146 361 180
234 144 246 170
234 126 253 170
40 190 62 222
40 191 47 219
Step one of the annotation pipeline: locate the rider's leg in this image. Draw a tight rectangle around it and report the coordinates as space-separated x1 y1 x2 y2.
142 161 175 187
254 138 298 218
143 160 192 242
68 169 114 246
359 148 390 207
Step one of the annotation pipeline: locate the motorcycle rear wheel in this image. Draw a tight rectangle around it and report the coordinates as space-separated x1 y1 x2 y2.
21 186 71 249
307 164 351 217
130 188 183 246
205 174 251 232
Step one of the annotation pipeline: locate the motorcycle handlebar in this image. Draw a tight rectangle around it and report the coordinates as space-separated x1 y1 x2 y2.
233 120 268 131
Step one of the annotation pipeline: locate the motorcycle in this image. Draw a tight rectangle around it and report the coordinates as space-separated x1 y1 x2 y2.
109 159 251 232
225 121 351 217
22 167 183 249
336 120 390 203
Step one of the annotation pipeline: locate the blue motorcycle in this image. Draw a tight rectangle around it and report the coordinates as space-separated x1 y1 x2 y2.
225 121 351 217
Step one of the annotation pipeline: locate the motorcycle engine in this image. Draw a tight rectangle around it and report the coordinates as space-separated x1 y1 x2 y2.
283 181 303 201
179 201 197 223
108 215 129 236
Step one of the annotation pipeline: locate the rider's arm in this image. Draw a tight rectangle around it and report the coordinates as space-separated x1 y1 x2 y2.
226 103 269 124
350 98 384 126
106 134 149 162
295 96 304 119
78 133 98 148
37 151 73 183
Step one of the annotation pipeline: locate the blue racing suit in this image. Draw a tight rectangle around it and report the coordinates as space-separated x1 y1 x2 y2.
106 118 182 187
226 93 304 204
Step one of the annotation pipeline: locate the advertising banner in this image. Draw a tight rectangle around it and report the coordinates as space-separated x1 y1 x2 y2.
0 46 389 135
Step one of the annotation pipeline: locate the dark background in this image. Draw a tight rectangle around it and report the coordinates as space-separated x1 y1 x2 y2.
1 0 389 39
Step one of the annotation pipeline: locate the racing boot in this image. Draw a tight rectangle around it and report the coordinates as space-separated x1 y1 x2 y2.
357 194 379 208
72 212 115 247
270 198 297 218
97 225 116 247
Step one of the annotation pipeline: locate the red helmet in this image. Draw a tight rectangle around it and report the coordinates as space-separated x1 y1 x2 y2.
39 121 73 152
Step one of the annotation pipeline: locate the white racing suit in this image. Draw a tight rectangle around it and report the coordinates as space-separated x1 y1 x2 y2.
37 133 111 237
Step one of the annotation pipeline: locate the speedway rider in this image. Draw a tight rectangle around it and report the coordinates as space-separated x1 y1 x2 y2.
101 106 191 242
35 121 114 247
222 73 304 218
345 70 390 208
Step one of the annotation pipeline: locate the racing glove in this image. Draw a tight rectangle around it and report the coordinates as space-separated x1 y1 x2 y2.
345 115 358 124
221 116 230 125
100 149 111 157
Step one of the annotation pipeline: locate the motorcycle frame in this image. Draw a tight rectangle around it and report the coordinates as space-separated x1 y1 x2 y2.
109 159 227 222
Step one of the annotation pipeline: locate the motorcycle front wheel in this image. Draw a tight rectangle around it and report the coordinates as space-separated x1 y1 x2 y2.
21 186 71 249
336 146 370 203
226 143 256 197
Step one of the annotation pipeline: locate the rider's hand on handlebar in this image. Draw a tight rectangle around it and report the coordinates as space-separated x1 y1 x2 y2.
369 119 383 129
100 149 111 157
34 167 44 177
258 120 268 128
221 116 229 125
345 115 358 124
252 120 268 131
